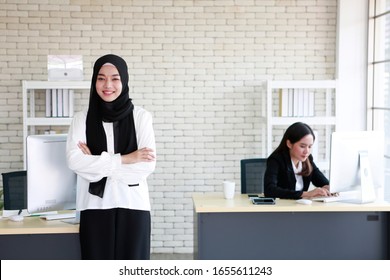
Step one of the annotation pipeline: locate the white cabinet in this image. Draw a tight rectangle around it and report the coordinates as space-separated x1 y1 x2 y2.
22 80 90 167
265 80 337 170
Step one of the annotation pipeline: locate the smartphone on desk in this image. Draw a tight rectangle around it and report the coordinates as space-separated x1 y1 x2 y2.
251 197 275 205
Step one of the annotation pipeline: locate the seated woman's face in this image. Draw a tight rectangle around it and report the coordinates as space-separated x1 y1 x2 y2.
287 134 314 164
95 64 122 102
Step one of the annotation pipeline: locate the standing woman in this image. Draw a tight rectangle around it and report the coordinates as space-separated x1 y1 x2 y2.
66 54 156 259
264 122 330 199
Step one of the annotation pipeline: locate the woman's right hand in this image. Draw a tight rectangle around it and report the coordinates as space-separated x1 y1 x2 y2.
302 187 331 198
121 147 155 164
78 141 92 155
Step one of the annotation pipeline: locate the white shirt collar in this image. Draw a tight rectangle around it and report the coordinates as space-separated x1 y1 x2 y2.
292 160 302 174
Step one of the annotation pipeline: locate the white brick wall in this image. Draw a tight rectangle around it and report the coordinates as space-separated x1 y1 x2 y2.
0 0 337 254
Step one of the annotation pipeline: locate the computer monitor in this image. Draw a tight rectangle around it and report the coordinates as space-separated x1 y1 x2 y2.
329 130 384 203
26 134 77 213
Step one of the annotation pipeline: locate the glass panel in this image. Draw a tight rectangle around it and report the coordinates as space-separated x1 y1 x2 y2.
386 123 390 158
374 13 390 61
385 157 390 201
372 109 390 201
384 111 390 202
372 109 390 154
373 62 390 108
371 1 390 202
375 0 390 15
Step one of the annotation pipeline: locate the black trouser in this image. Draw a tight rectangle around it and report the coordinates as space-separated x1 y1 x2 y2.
79 208 151 260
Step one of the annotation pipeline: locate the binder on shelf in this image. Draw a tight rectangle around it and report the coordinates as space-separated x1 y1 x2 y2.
303 89 309 117
292 89 299 117
68 89 74 117
288 89 293 116
45 89 51 117
279 88 289 117
57 89 63 117
51 89 57 117
62 89 69 117
308 90 315 116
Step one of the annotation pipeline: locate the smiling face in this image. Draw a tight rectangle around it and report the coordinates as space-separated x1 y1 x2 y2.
95 64 123 102
287 134 314 166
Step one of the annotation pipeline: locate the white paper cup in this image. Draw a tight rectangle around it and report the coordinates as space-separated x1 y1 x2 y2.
223 181 235 199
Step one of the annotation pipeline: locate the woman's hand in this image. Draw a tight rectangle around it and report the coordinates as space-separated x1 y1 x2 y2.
302 186 331 198
78 141 92 155
121 147 155 164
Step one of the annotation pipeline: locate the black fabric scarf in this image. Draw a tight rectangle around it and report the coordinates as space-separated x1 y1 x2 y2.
86 54 138 198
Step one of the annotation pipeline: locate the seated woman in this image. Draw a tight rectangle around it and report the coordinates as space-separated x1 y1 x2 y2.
264 122 331 199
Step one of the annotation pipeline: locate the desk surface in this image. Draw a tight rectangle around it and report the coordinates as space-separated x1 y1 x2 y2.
193 192 390 213
0 214 79 235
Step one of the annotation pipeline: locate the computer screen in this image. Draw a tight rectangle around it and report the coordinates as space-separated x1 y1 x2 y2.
329 130 384 203
26 134 77 213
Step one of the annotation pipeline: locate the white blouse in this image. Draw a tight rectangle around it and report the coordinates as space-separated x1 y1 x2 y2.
292 160 304 192
66 106 156 212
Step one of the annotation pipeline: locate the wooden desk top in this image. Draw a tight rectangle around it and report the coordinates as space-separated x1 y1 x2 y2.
193 192 390 213
0 214 79 235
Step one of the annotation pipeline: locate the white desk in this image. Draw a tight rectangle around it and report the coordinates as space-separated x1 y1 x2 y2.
0 212 80 259
193 193 390 260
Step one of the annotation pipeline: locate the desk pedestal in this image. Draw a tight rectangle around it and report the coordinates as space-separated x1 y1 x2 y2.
0 214 81 260
0 233 81 259
195 211 389 260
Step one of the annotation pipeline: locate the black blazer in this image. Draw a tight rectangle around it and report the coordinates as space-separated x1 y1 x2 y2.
264 150 329 199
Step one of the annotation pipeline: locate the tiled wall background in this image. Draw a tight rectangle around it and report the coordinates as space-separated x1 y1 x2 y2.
0 0 337 253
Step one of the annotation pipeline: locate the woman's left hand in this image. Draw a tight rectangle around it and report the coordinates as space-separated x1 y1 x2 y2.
121 147 155 164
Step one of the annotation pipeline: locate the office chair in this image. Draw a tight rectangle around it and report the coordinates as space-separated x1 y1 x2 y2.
2 170 27 210
240 158 267 194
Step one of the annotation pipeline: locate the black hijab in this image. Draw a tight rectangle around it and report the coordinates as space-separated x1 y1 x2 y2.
86 54 137 198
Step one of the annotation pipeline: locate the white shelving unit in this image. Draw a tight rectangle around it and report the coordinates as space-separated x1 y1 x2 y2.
265 80 337 170
22 80 90 167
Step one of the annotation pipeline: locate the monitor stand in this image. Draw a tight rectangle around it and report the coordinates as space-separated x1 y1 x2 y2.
359 151 376 203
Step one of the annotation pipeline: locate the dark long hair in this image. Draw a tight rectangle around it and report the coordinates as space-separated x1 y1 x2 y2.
274 122 315 176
